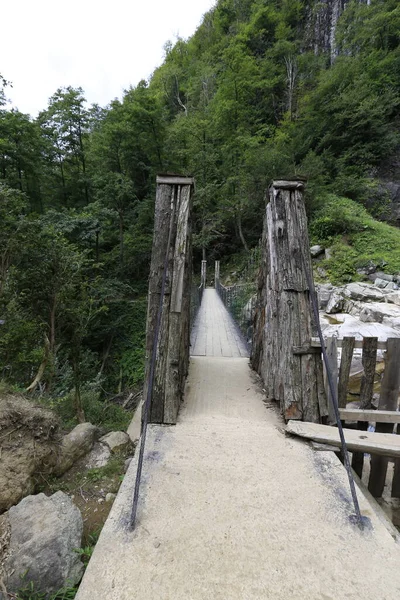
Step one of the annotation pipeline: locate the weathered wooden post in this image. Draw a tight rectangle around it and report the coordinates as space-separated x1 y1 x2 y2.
201 260 207 289
251 180 328 422
368 338 400 497
143 175 194 425
215 260 220 288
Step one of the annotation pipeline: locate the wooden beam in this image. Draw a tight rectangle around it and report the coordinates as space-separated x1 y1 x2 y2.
271 180 305 190
325 337 338 424
369 338 400 497
311 337 388 350
339 408 400 423
338 337 355 409
156 175 195 185
286 420 400 458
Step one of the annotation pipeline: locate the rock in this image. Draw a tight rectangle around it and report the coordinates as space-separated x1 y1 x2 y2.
124 457 133 473
325 247 333 260
100 431 131 453
342 282 387 303
310 245 324 258
374 277 389 289
326 291 344 314
105 493 117 503
387 292 400 306
83 442 111 469
357 261 377 277
316 267 327 278
55 423 98 476
316 284 333 309
0 396 60 514
385 281 398 291
375 271 393 282
4 492 83 596
357 302 400 326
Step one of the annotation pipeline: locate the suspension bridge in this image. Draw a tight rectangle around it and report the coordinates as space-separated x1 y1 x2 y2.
76 176 400 600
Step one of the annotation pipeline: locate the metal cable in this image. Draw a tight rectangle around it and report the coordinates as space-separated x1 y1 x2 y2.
129 191 177 530
299 245 364 529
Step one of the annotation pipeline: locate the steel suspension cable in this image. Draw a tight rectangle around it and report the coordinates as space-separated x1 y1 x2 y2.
299 245 365 530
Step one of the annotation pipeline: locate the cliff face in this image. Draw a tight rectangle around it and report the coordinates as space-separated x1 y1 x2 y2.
305 0 369 61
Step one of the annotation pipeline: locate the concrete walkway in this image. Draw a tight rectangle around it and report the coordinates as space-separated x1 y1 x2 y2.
76 294 400 600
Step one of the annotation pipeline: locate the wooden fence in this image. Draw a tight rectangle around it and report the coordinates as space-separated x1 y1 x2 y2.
321 336 400 498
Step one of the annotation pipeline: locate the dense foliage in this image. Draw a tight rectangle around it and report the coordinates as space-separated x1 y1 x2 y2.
1 0 400 422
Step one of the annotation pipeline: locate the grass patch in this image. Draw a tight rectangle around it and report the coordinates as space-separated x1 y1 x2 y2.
310 195 400 284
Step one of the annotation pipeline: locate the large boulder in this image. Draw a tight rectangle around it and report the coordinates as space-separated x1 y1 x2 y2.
359 302 400 324
325 290 345 314
0 396 60 514
387 292 400 306
83 441 111 469
100 431 131 453
3 492 83 596
342 282 387 303
54 423 98 476
316 284 333 310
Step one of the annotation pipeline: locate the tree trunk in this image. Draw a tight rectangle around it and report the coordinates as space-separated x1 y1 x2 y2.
49 295 57 354
73 355 85 423
236 212 249 252
26 336 50 393
118 211 124 269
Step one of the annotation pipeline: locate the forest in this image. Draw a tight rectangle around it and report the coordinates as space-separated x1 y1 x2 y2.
1 0 400 425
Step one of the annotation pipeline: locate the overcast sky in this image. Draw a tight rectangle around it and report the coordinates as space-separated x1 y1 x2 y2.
1 0 216 117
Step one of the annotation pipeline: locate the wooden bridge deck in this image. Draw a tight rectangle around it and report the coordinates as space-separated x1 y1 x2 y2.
76 293 400 600
191 288 248 357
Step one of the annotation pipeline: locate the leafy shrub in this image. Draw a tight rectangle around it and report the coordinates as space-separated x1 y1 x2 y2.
310 194 369 241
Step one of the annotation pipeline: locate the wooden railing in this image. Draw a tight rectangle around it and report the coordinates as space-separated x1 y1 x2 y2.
318 336 400 498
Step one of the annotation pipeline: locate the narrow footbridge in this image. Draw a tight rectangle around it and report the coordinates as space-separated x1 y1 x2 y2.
77 290 400 600
76 177 400 600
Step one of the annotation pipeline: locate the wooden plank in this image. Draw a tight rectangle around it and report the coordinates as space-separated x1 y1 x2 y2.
324 337 338 425
156 175 194 185
311 442 341 452
360 337 378 408
339 409 400 423
369 338 400 497
337 337 355 409
286 420 400 458
351 337 378 477
170 185 190 313
164 185 192 424
271 179 305 191
392 439 400 498
311 338 388 350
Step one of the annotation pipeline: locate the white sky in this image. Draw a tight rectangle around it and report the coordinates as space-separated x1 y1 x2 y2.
1 0 216 117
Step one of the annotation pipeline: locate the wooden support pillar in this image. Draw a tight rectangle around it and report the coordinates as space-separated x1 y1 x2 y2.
201 260 207 288
143 175 194 425
214 261 220 288
368 338 400 497
251 179 327 422
352 337 378 478
324 337 338 425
